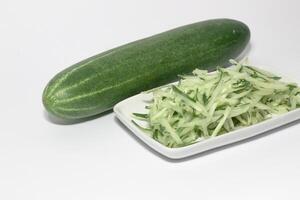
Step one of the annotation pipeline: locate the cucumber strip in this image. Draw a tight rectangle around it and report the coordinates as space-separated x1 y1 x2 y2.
172 86 208 115
151 107 168 121
160 119 183 144
132 113 149 120
211 107 231 137
236 115 247 125
230 104 250 117
244 65 281 80
228 118 235 129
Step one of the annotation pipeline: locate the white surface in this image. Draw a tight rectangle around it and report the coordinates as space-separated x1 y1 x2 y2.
0 0 300 199
114 73 300 159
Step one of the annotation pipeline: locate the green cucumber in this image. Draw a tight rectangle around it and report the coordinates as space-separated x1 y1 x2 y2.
43 18 250 120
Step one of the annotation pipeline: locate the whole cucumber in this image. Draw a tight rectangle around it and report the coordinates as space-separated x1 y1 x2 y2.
43 18 250 120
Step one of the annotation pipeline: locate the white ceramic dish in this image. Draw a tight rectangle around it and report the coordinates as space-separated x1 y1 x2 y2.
113 69 300 159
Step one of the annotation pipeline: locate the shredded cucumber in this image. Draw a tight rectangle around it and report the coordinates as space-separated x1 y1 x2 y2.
132 60 300 148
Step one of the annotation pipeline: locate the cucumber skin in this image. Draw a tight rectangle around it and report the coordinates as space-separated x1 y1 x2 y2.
43 18 250 120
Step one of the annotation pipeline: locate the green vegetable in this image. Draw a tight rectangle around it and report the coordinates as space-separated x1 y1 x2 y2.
43 19 250 120
133 59 300 148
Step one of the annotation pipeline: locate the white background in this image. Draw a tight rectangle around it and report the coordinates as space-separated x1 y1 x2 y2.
1 0 300 199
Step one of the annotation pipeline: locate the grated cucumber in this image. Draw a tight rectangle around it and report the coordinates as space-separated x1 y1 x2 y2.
132 59 300 148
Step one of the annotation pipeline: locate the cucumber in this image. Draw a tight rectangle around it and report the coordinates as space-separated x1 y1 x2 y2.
43 18 250 120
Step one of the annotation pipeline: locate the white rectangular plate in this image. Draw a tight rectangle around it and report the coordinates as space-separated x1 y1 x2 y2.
113 69 300 159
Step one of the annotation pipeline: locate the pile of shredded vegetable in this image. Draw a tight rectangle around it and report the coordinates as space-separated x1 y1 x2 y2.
132 60 300 148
